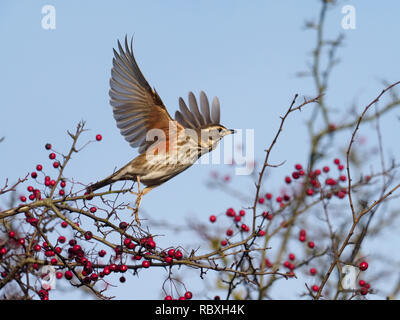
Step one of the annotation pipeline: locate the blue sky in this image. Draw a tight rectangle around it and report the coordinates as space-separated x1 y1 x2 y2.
1 1 400 299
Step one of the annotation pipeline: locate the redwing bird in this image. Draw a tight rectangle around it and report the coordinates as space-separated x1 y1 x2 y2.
88 37 235 222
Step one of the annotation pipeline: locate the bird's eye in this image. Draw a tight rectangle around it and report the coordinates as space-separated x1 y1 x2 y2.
218 128 222 133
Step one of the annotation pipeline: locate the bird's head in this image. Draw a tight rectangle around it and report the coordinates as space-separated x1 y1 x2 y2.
199 124 236 150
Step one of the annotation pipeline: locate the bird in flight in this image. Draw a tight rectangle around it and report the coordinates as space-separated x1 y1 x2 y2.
88 36 235 223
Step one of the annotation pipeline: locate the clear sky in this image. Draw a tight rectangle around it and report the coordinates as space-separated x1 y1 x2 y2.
1 1 400 299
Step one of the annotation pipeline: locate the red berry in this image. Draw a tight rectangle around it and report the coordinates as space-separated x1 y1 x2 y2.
258 198 265 204
338 164 344 171
65 270 73 280
295 164 303 170
359 261 368 271
164 296 173 300
310 268 317 275
288 253 295 261
90 273 99 281
239 210 246 216
103 266 111 275
84 231 93 240
221 240 228 246
360 287 368 295
209 215 216 223
31 172 38 179
36 164 43 171
60 181 66 188
128 242 135 249
89 207 97 213
165 256 173 264
118 222 128 229
323 166 330 173
184 291 193 299
58 236 66 243
142 260 150 268
226 229 233 237
285 176 292 184
299 235 306 242
96 134 102 141
84 192 93 200
119 264 128 273
174 250 183 260
59 189 65 196
334 158 340 165
8 231 16 238
339 175 347 182
308 241 315 249
265 193 272 200
306 188 314 196
61 221 68 228
167 249 175 257
337 191 346 199
258 230 265 237
311 285 319 292
292 171 300 179
226 208 236 217
146 240 156 249
53 161 60 168
0 247 7 255
49 153 56 160
98 249 106 257
18 238 25 246
45 143 52 150
359 279 366 287
326 178 337 186
56 272 63 279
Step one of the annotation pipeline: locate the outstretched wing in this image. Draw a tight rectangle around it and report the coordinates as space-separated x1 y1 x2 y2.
175 91 221 129
109 36 183 153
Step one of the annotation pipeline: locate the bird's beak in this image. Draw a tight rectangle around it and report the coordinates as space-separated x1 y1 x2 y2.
229 129 237 135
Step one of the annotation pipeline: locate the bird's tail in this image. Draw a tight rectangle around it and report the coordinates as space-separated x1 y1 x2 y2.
86 167 136 194
86 176 115 194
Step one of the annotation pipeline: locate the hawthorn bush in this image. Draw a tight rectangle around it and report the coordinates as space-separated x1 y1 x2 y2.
1 1 400 300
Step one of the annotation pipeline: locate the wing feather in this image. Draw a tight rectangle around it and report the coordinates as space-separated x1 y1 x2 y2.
109 36 183 153
174 91 221 128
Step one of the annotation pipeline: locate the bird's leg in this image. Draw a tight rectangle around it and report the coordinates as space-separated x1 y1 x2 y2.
129 181 155 226
129 176 142 225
